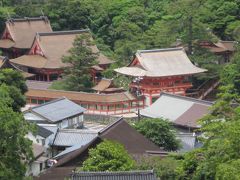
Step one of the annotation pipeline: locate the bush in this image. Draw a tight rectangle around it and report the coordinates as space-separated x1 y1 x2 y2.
133 118 180 151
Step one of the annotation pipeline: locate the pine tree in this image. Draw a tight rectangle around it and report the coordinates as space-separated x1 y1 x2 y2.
62 34 98 92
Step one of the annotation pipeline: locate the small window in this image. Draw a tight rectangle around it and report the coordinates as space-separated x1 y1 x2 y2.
31 99 38 104
41 139 45 146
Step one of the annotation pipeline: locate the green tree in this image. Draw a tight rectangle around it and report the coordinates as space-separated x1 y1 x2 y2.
133 118 180 151
61 33 98 92
0 84 26 112
137 156 181 179
176 48 240 179
0 68 27 94
0 100 33 179
80 140 135 171
0 69 27 111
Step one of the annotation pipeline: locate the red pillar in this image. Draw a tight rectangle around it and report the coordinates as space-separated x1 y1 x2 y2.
47 73 50 82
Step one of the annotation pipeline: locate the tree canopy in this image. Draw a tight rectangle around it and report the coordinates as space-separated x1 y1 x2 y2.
0 69 33 179
80 140 136 171
56 34 98 92
0 69 27 111
133 118 180 151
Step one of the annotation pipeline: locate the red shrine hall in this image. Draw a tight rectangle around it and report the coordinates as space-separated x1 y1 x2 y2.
10 30 113 81
0 17 52 58
115 48 207 106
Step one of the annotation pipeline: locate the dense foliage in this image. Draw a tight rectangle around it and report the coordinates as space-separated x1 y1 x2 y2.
134 118 180 151
2 0 240 63
80 140 136 171
0 69 27 111
172 47 240 179
0 69 33 179
136 155 182 179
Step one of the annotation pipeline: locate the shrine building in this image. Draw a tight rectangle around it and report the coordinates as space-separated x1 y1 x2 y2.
10 30 113 81
115 48 207 106
199 40 236 63
0 17 52 58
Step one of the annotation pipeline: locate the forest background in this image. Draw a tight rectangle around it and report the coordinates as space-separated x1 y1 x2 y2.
1 0 240 86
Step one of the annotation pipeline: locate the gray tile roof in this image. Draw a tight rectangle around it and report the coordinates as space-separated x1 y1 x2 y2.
115 47 206 77
52 129 98 147
140 92 213 128
30 98 86 123
71 170 157 180
37 125 53 138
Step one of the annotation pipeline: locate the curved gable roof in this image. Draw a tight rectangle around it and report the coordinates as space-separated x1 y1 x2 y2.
6 17 52 49
115 48 206 77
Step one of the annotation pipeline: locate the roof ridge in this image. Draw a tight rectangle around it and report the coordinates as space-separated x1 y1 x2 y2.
98 117 123 135
160 92 214 105
31 97 66 110
7 16 49 23
58 129 98 134
37 29 90 36
219 40 237 43
73 170 154 175
28 88 132 97
137 47 184 55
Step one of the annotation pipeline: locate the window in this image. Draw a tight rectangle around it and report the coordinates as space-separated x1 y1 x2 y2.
31 99 38 104
108 105 115 110
81 104 88 108
61 119 68 128
123 103 129 108
116 104 123 109
40 163 43 171
41 139 45 146
38 100 45 104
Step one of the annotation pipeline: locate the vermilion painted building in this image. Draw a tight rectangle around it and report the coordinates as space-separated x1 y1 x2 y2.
115 48 206 106
0 17 52 58
10 30 113 81
25 88 144 115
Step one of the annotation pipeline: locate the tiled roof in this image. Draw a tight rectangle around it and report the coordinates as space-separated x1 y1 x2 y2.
37 124 53 138
0 17 52 49
92 79 112 91
11 30 113 69
140 92 213 128
36 118 165 180
10 55 48 68
32 143 44 158
52 129 98 147
98 118 162 155
115 48 206 77
0 56 7 67
26 80 52 90
29 98 86 123
71 170 157 180
26 88 137 103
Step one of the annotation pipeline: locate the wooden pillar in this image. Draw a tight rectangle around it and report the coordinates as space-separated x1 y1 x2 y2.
149 95 152 105
47 73 50 82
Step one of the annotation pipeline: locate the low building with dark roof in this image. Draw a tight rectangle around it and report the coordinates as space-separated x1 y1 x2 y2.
71 170 157 180
26 143 48 177
35 118 167 180
24 97 86 129
140 92 213 130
